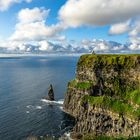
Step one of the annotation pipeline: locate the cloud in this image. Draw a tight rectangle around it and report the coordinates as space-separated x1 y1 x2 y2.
0 0 32 11
18 7 49 23
1 0 140 54
58 0 140 47
129 43 140 50
38 41 53 51
0 39 139 54
128 18 140 44
59 0 140 27
10 7 65 41
109 21 130 35
81 39 126 53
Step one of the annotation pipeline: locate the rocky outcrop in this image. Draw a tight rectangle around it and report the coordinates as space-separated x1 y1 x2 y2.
44 84 55 101
63 54 140 138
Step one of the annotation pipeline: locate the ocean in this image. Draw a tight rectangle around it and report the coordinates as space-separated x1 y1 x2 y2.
0 55 79 140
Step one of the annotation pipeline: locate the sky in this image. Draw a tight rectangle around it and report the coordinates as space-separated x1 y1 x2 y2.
0 0 140 54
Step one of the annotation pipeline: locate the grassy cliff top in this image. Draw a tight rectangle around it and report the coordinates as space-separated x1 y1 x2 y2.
77 54 140 68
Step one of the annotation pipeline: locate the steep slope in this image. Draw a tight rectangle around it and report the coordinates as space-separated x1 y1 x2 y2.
64 54 140 138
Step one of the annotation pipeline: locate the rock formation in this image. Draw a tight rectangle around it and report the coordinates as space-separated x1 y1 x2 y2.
44 84 55 101
92 50 96 54
63 54 140 139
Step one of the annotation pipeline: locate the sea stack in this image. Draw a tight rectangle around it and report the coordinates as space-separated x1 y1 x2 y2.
45 84 55 101
92 50 95 54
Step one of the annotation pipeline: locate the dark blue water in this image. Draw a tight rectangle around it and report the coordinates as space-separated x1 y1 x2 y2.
0 56 79 140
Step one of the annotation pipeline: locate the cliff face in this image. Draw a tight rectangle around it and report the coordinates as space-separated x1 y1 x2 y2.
64 54 140 138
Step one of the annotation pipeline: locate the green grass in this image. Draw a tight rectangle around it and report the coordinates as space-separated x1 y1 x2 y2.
126 90 140 105
68 79 93 90
77 54 140 69
81 95 140 119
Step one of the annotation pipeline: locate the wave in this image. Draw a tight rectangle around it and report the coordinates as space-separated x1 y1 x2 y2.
35 106 42 110
26 105 33 109
59 106 63 111
41 99 64 105
26 105 42 111
26 111 30 114
60 132 73 140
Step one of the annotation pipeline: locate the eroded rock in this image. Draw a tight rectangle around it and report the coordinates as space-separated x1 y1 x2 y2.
44 84 55 101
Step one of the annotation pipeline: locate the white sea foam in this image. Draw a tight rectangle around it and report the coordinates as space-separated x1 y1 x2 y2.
64 132 71 137
61 132 73 140
41 99 64 105
35 106 42 110
26 105 33 108
26 111 30 114
59 106 63 111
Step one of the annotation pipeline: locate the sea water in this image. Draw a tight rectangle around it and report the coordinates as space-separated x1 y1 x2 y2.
0 55 79 140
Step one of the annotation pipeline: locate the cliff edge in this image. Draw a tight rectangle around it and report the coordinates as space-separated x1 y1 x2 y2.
64 54 140 139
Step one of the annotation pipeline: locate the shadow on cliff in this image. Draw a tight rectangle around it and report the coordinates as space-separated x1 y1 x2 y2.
60 111 75 135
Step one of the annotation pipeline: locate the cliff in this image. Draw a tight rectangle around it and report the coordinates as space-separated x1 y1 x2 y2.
64 54 140 139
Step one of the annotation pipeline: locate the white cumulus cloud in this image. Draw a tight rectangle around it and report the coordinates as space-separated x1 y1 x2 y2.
38 41 53 51
0 0 32 11
129 43 140 50
9 7 65 41
109 21 130 35
59 0 140 27
18 7 49 23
